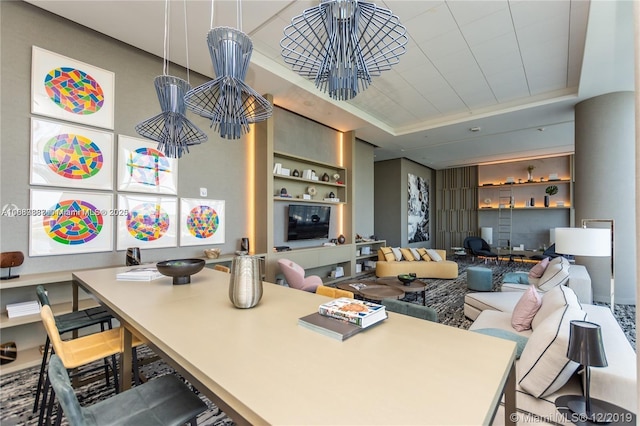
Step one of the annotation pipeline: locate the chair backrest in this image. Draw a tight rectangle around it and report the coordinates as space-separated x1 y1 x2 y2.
214 264 231 273
40 305 66 357
36 285 51 307
381 298 438 323
316 285 354 299
47 354 88 426
463 236 484 254
277 259 306 288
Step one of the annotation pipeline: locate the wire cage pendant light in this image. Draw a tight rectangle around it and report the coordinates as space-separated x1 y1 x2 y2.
281 0 408 101
135 75 207 158
135 0 207 158
184 27 272 140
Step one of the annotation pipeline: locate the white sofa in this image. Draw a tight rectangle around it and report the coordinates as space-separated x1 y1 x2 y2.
465 289 637 423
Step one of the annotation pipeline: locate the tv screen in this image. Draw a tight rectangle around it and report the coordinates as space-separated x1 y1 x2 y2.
287 204 331 241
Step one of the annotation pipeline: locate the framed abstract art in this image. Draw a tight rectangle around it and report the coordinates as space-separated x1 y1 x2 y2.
117 135 178 195
29 189 114 256
30 117 114 190
31 46 115 130
407 173 430 243
117 194 177 250
179 198 225 246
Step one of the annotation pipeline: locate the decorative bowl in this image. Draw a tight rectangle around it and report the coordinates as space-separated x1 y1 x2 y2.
156 259 205 285
204 248 221 259
397 273 417 286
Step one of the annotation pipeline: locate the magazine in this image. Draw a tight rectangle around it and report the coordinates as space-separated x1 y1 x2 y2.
116 267 164 281
318 297 387 328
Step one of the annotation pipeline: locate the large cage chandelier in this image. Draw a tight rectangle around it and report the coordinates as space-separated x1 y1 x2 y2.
184 27 272 140
281 0 408 101
135 0 207 158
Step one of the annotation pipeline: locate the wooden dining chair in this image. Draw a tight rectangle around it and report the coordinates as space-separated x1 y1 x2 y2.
214 264 231 273
315 285 354 299
38 305 144 425
47 354 207 426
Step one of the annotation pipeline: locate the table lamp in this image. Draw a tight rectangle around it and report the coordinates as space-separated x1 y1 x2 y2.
564 320 608 421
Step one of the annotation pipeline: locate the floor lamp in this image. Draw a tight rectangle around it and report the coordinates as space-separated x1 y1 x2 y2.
554 220 614 312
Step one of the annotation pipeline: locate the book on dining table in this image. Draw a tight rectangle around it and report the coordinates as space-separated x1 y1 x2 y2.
116 266 164 281
317 297 387 328
298 312 364 341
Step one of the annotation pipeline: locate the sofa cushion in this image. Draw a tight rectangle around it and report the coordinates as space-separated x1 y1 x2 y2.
518 305 587 397
472 328 529 359
536 259 570 292
380 247 395 262
502 272 530 285
528 257 549 279
425 249 443 262
511 285 542 331
532 284 581 330
409 248 421 261
416 248 428 260
391 247 403 261
400 248 415 262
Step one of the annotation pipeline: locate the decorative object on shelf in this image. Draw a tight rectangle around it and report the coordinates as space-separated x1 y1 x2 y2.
229 254 263 308
125 247 141 266
204 248 221 259
483 198 491 208
527 165 535 182
321 172 330 182
241 237 250 253
333 173 340 182
156 258 205 285
280 0 408 101
280 187 288 196
544 185 558 208
329 191 335 198
563 320 608 422
337 234 346 244
0 341 17 365
307 186 317 196
184 1 272 139
0 251 24 280
397 273 416 285
134 0 207 158
529 197 535 207
292 169 300 177
518 178 522 184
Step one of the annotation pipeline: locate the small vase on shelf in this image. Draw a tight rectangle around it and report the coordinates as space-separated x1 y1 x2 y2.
544 196 550 207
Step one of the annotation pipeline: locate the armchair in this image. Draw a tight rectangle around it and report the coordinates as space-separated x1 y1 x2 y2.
277 259 323 292
463 236 499 263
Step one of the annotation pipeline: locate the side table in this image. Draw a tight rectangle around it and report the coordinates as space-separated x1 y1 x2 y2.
376 277 428 306
335 282 405 303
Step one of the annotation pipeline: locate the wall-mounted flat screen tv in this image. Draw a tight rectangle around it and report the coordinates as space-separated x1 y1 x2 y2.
287 204 331 241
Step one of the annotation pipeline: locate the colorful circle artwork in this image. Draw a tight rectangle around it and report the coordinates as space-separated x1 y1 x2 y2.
43 133 103 180
43 200 103 245
126 203 170 241
187 206 219 239
126 148 171 187
44 67 105 115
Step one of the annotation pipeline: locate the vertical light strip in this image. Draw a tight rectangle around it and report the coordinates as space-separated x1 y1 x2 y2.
338 133 344 235
246 125 255 250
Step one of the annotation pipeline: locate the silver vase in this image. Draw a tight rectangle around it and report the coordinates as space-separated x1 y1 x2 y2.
229 255 263 308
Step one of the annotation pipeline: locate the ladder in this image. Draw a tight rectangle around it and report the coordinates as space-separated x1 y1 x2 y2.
497 186 513 258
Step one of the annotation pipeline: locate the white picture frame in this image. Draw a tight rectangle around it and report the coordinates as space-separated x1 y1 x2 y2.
31 46 115 130
117 135 178 195
179 198 225 246
30 117 114 190
117 194 177 250
29 189 114 256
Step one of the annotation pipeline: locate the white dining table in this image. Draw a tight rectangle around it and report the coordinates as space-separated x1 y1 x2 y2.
73 266 516 426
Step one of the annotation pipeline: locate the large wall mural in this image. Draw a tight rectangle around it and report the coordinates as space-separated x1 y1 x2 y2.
408 173 429 243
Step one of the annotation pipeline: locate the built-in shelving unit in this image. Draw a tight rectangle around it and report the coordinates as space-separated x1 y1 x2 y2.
355 240 386 275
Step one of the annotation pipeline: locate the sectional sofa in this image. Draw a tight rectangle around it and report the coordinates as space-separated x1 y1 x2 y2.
375 248 458 279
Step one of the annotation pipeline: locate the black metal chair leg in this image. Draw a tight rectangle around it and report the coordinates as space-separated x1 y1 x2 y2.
33 337 51 413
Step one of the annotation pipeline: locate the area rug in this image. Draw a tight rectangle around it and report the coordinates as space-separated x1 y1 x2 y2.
1 258 635 425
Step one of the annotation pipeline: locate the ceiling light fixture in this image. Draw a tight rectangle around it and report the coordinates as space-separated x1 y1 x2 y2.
136 0 207 158
184 0 272 140
280 0 408 101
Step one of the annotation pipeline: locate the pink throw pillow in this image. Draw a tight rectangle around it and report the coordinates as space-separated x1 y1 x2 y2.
511 285 542 332
529 257 550 279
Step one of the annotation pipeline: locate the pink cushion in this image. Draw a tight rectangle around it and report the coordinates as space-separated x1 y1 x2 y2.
528 257 549 279
511 285 542 331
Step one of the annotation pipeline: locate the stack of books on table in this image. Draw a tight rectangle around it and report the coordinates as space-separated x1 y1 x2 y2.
7 300 41 318
116 266 164 281
298 297 387 341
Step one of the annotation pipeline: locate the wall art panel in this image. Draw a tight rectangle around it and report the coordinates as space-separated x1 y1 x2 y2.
117 135 178 195
117 194 177 250
179 198 225 246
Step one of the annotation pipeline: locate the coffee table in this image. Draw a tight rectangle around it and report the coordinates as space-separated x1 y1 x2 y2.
377 277 428 306
335 282 405 302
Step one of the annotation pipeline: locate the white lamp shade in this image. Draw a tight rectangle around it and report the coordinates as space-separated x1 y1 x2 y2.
554 228 611 257
481 227 493 245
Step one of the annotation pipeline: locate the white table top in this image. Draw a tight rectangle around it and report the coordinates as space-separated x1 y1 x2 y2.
73 266 516 426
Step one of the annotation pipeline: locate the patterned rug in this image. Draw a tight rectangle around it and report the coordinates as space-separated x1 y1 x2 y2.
1 258 635 425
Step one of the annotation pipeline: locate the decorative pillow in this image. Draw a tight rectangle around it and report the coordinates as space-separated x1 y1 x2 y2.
380 247 395 262
416 248 428 259
518 306 587 397
400 248 414 262
536 259 570 292
410 248 421 261
511 285 542 331
531 284 581 330
472 328 529 359
425 249 443 262
528 257 550 279
549 256 570 267
391 247 403 261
